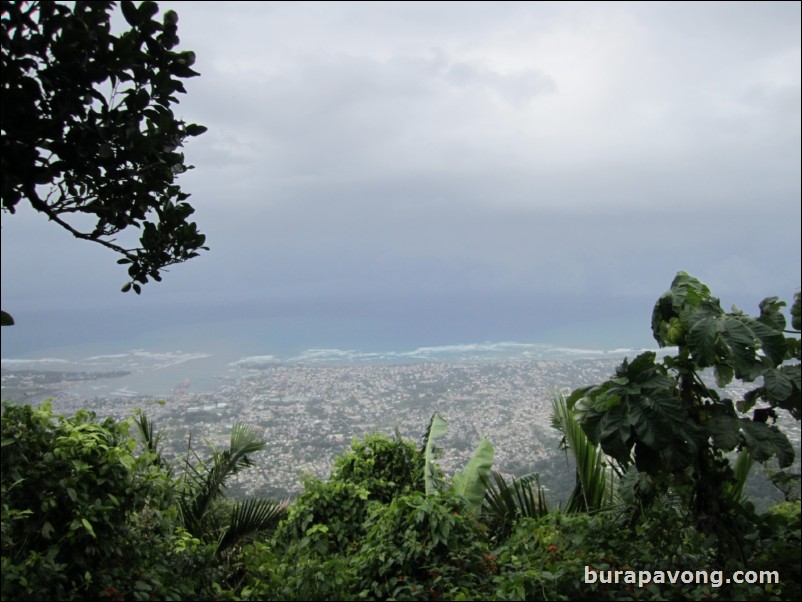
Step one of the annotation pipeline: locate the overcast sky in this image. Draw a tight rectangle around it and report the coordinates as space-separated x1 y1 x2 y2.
2 1 800 354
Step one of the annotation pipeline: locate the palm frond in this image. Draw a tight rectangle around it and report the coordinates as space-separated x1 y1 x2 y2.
132 410 169 471
552 392 618 512
229 422 267 466
216 497 289 554
180 422 267 537
483 471 548 539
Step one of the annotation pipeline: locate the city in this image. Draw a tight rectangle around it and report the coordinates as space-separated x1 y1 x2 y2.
2 358 799 505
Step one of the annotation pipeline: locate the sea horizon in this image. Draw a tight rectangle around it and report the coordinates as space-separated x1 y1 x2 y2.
1 336 661 401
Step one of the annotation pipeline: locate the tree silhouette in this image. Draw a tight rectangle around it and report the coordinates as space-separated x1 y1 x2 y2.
1 0 209 324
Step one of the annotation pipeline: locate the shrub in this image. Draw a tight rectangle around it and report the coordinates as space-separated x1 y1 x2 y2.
0 402 219 600
352 492 495 600
331 433 425 503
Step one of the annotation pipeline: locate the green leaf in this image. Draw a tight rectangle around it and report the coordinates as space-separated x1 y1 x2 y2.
218 498 288 554
553 393 617 512
740 419 795 467
1 310 14 326
764 368 794 402
450 438 494 514
743 316 787 366
134 580 152 592
483 471 547 535
727 449 754 504
185 123 208 136
138 1 160 20
704 408 740 451
773 364 801 419
687 314 719 367
714 363 734 388
120 1 141 26
758 296 787 331
81 518 97 538
422 413 449 496
738 388 762 414
41 521 55 539
575 353 698 474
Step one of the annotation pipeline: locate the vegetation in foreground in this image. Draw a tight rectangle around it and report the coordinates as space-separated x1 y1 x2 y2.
2 273 800 601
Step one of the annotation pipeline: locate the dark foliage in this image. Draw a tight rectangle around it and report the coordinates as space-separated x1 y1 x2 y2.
1 0 208 314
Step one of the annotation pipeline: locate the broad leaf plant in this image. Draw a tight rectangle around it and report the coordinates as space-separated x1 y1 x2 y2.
568 272 800 554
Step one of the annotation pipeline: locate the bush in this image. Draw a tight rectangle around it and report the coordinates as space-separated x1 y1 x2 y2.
238 539 354 601
493 503 789 601
0 402 219 600
330 433 425 503
272 433 425 558
271 477 373 557
752 500 801 600
351 492 496 600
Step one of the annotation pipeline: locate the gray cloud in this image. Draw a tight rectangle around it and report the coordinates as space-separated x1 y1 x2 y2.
2 1 799 353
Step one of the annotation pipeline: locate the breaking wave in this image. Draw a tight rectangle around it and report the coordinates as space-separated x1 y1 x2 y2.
231 341 658 368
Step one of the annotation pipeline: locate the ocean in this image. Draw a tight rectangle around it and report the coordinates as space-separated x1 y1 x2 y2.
1 338 662 403
1 299 657 400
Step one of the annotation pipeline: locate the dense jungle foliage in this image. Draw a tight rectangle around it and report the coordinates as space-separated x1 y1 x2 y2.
1 273 800 600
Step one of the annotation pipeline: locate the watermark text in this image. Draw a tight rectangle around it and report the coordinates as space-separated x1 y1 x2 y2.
584 566 780 589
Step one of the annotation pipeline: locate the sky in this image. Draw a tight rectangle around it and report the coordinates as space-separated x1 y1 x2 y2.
2 1 801 357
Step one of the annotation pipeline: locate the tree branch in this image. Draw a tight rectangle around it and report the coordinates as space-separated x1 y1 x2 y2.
26 193 139 260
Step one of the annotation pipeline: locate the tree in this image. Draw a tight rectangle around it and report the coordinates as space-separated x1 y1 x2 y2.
1 403 288 599
568 272 800 559
133 413 288 556
1 0 209 325
0 402 218 600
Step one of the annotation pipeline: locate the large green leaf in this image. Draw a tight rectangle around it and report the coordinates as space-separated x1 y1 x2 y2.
686 310 722 368
422 413 449 496
742 300 790 366
740 419 795 467
639 394 699 471
774 364 801 419
722 317 763 379
758 296 787 331
652 271 716 346
764 368 794 402
704 403 741 451
575 352 700 474
594 401 632 464
451 438 494 514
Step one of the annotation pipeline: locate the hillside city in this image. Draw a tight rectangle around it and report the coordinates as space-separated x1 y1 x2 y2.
2 358 800 504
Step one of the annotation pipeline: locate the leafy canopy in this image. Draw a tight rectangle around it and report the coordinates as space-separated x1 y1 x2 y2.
569 272 800 557
572 272 800 476
1 0 208 322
